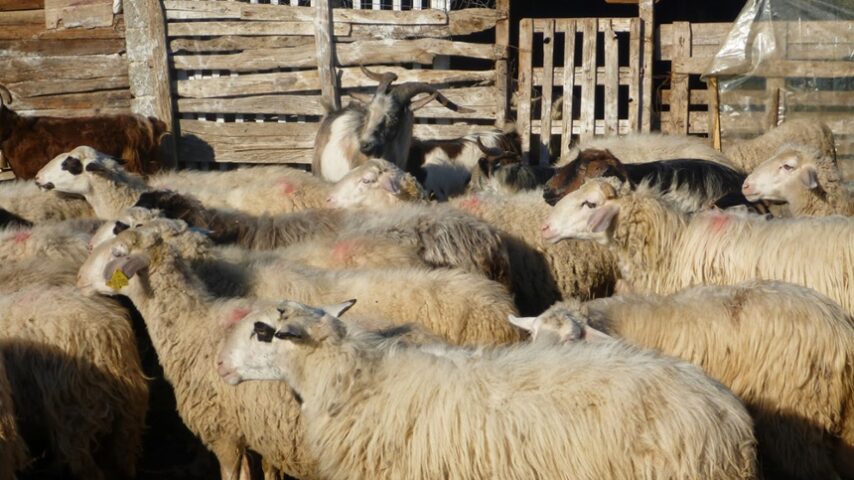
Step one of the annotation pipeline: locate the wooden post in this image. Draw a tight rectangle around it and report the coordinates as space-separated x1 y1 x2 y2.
539 19 555 165
314 0 340 112
638 0 654 132
579 18 597 142
517 18 533 163
667 21 691 135
125 0 177 169
559 19 577 158
708 76 722 151
494 0 510 128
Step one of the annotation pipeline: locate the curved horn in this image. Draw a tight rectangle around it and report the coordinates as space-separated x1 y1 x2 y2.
0 85 12 107
391 82 474 113
475 137 492 155
360 65 398 94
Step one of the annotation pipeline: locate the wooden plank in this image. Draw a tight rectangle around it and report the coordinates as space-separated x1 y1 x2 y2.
171 39 498 71
533 66 634 85
409 87 498 120
6 75 128 97
164 1 447 25
170 35 313 54
493 0 510 128
45 0 113 29
0 25 44 40
0 38 124 56
535 17 634 34
314 0 339 112
0 0 43 11
346 8 503 40
532 119 633 136
125 0 176 169
167 20 350 37
627 17 641 132
16 106 129 116
578 18 597 141
707 77 721 151
603 19 619 135
639 0 654 132
560 19 577 158
413 123 502 139
517 18 533 161
180 119 317 149
667 21 691 135
37 19 124 39
9 89 130 110
0 9 43 25
176 67 495 99
538 19 555 165
0 54 125 83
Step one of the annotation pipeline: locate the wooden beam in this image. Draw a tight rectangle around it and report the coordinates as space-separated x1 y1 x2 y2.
603 19 619 136
627 18 641 132
167 20 351 37
0 0 43 12
667 21 690 135
538 19 555 165
493 0 510 128
45 0 113 30
639 0 654 132
578 18 597 141
345 9 503 40
517 18 533 162
314 0 339 111
560 19 577 158
125 0 176 169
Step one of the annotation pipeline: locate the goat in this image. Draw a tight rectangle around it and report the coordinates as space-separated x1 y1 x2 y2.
0 84 168 179
312 66 472 182
468 138 555 194
542 148 762 214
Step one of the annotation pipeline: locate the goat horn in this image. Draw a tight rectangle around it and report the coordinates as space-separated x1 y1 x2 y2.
0 85 12 107
360 65 398 94
392 82 474 113
475 137 492 155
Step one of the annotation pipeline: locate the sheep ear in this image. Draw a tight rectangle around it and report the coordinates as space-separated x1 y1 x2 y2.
85 161 111 177
322 299 357 318
587 205 619 233
380 173 401 195
799 166 818 189
582 325 613 343
508 314 536 332
103 254 149 289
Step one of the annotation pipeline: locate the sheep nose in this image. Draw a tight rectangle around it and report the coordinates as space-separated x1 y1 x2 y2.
741 182 754 195
37 181 55 190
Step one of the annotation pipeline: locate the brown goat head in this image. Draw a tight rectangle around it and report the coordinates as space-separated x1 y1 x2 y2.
543 149 628 206
474 137 523 177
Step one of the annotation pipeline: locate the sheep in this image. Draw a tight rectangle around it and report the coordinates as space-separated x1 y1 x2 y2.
327 159 617 314
561 131 737 168
543 148 756 213
724 119 837 173
0 353 27 480
76 221 524 479
217 298 758 480
0 285 148 480
35 145 334 219
407 128 521 200
0 218 102 263
542 177 854 314
743 143 853 217
0 84 167 179
312 66 471 182
509 280 854 480
0 181 95 223
133 189 513 288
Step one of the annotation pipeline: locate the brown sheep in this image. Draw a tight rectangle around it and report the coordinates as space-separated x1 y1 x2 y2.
0 85 168 179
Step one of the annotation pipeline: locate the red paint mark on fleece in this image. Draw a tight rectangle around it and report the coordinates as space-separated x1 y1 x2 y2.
223 307 252 327
331 239 357 264
278 180 296 196
457 197 481 213
13 231 31 243
708 212 731 234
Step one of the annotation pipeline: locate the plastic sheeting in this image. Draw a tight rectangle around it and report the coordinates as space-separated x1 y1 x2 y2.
702 0 853 140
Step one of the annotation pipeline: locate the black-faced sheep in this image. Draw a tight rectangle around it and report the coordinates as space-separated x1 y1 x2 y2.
217 299 758 480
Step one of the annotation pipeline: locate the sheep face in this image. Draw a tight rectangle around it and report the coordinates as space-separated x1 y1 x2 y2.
327 159 406 209
542 178 622 245
88 207 161 251
217 299 356 387
508 301 612 344
35 146 120 195
742 146 819 203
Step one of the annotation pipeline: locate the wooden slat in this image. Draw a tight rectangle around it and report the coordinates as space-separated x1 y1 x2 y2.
0 54 125 83
164 1 448 25
6 75 128 97
667 21 691 135
167 20 351 37
627 17 641 131
172 39 498 71
578 18 597 141
180 119 318 149
533 66 634 86
639 0 654 132
535 17 633 33
560 19 577 158
16 106 130 116
170 36 313 53
603 19 619 135
345 9 503 40
0 9 42 25
413 123 501 139
517 18 533 161
314 0 339 111
37 19 124 39
45 0 113 29
493 0 510 128
9 89 130 110
0 25 44 40
0 0 42 11
538 19 555 165
0 38 124 56
532 119 633 136
176 67 494 98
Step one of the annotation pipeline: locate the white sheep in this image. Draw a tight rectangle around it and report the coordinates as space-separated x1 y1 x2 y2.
0 353 27 480
0 218 102 263
76 221 525 479
328 159 618 315
0 180 94 223
542 177 854 314
0 285 148 480
217 298 758 480
724 119 836 173
509 280 854 480
743 143 853 217
561 132 737 168
34 145 332 218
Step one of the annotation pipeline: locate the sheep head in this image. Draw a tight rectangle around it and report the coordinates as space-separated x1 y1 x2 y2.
35 146 125 195
216 299 356 388
356 66 473 164
474 137 522 178
77 218 189 296
741 144 826 204
542 177 627 245
327 158 427 209
543 149 628 206
508 300 612 344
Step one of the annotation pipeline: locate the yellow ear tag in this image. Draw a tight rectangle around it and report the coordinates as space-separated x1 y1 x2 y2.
106 268 129 291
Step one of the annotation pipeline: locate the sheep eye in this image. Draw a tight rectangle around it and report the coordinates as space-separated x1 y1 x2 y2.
253 322 276 343
781 164 795 171
360 177 375 184
274 330 302 341
113 222 130 235
581 200 597 209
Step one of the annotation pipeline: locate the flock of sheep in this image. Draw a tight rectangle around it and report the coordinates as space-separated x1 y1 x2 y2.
0 68 852 480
